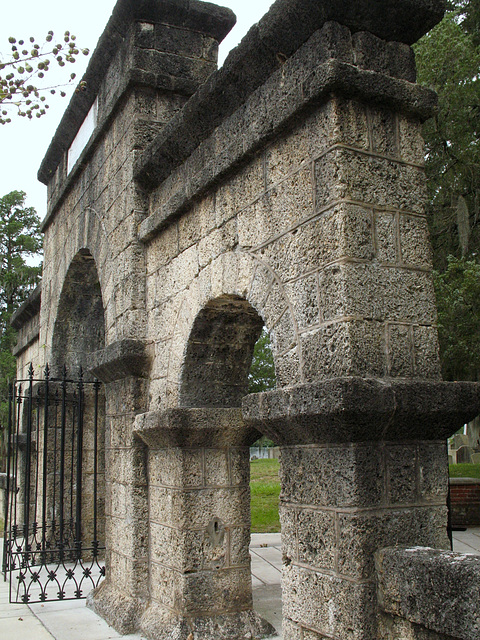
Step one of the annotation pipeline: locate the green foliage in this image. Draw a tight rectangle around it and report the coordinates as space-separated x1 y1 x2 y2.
0 31 89 124
248 328 276 394
249 328 276 447
433 257 480 380
250 459 280 533
449 463 480 478
415 5 480 269
0 191 42 463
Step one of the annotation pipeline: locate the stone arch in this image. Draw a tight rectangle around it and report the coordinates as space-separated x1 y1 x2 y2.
164 250 302 410
51 248 106 374
50 247 106 553
42 205 114 358
179 295 264 408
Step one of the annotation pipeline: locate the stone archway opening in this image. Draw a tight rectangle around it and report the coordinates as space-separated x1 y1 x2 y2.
179 294 265 408
50 248 106 556
148 294 279 637
52 248 105 376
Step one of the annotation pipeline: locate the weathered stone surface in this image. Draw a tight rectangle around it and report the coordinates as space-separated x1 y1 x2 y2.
243 378 480 445
90 339 151 382
19 0 476 638
376 547 480 640
134 407 258 448
139 605 275 640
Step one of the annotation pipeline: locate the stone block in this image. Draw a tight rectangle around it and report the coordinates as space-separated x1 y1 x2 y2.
238 165 314 249
337 505 449 581
181 566 253 614
399 115 426 164
301 319 386 380
282 564 377 639
274 345 302 388
149 484 249 529
205 448 229 486
280 444 384 508
271 308 297 355
376 546 480 640
386 443 418 505
368 105 399 157
255 203 373 281
315 148 427 213
418 442 448 501
399 214 432 268
215 154 265 225
229 526 251 566
284 274 320 330
413 325 442 379
149 447 204 488
387 323 414 377
295 508 336 570
282 618 303 639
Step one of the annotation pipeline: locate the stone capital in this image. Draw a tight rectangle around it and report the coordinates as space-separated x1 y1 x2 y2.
242 377 480 445
134 407 258 448
89 339 150 383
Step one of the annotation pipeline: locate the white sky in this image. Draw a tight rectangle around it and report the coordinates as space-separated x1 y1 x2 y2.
0 0 275 221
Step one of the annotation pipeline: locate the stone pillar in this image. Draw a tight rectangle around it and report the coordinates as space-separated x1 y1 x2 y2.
243 379 480 640
87 340 151 633
134 408 275 640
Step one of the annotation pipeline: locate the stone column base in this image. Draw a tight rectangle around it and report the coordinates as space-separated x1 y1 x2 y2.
140 602 276 640
87 580 147 635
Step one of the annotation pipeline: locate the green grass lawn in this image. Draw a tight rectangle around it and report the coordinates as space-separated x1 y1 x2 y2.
449 463 480 478
250 458 280 533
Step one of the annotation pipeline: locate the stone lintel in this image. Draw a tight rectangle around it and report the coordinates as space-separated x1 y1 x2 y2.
260 0 445 50
38 0 236 187
376 546 480 639
89 339 150 382
134 407 259 448
12 327 40 358
242 378 480 445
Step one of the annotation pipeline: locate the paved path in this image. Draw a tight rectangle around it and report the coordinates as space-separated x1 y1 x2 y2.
1 529 478 640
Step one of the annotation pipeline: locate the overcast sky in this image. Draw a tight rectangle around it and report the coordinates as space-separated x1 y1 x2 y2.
0 0 275 221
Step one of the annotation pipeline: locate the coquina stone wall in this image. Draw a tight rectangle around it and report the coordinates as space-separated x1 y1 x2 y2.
13 0 480 638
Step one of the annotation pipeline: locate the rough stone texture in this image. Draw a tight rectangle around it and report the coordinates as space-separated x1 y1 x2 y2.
242 378 480 445
13 0 480 638
278 442 451 639
134 408 275 638
376 547 480 640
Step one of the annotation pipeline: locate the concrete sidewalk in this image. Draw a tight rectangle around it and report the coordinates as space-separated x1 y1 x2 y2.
1 529 479 640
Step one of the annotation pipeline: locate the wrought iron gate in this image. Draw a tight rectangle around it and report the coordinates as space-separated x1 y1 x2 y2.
2 365 105 603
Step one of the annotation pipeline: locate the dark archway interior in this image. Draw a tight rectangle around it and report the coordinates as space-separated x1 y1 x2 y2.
50 248 106 551
52 249 105 376
179 295 264 408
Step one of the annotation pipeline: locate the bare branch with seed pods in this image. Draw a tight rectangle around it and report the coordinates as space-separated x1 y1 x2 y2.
0 30 89 124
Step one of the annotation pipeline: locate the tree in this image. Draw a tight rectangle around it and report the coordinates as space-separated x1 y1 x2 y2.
0 30 89 124
0 191 42 465
248 328 276 394
414 4 480 270
433 257 480 381
249 328 276 448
